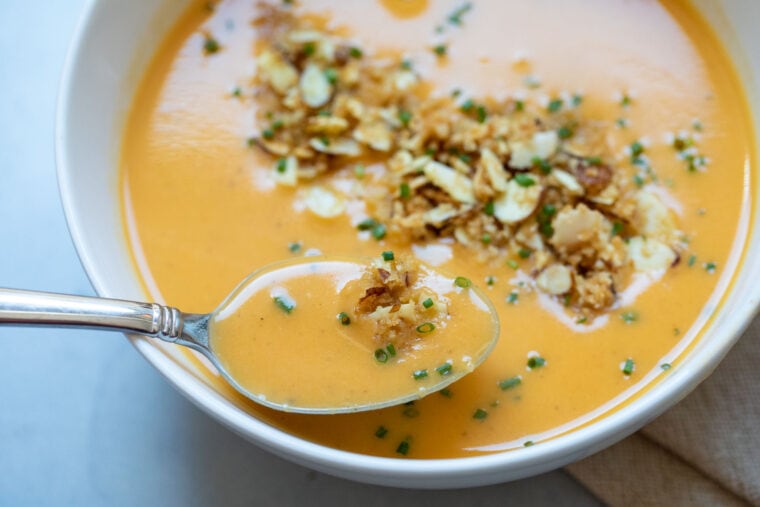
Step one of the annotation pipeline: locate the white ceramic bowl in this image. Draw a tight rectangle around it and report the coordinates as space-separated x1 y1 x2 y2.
56 0 760 488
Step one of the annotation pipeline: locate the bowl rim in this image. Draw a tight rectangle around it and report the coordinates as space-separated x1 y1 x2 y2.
55 0 760 486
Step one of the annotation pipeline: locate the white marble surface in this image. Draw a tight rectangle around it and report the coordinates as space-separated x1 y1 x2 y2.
0 1 602 505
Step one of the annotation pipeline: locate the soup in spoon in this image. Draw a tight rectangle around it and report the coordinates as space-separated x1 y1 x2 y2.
210 254 499 412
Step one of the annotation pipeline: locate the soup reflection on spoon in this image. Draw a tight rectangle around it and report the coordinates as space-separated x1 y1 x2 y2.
0 254 499 414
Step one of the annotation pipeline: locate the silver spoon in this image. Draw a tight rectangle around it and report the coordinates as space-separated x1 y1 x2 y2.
0 257 499 414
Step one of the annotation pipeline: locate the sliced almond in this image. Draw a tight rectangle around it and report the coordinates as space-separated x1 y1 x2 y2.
633 190 677 241
627 236 677 271
508 131 559 168
536 264 573 295
423 161 476 204
303 186 345 218
479 148 509 192
493 179 543 224
353 121 393 151
552 169 584 195
550 204 606 249
309 137 361 156
300 63 332 108
256 50 299 95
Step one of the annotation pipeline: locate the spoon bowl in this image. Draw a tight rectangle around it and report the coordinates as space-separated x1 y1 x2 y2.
0 256 499 414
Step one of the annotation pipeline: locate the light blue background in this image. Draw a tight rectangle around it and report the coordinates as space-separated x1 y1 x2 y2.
0 1 600 505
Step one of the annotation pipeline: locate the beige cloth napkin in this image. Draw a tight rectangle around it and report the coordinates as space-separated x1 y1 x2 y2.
566 315 760 506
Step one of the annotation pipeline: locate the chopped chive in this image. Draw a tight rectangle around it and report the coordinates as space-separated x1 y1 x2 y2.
576 316 588 324
611 221 624 237
399 182 411 199
262 128 275 140
454 276 472 288
572 94 583 107
661 363 672 371
498 376 521 390
585 156 603 165
633 174 645 188
527 356 546 369
416 322 436 334
514 173 535 187
275 158 287 173
476 105 487 123
460 99 474 112
673 327 681 336
323 68 338 85
273 295 295 314
337 312 351 326
271 119 284 131
473 408 488 420
386 343 396 357
448 2 473 25
402 405 419 418
231 86 242 97
303 42 316 56
621 311 639 324
401 59 413 70
288 241 301 253
486 276 495 286
375 426 388 438
433 44 447 57
616 117 629 129
203 35 220 54
354 164 365 178
507 259 519 270
398 109 412 127
436 362 453 376
688 254 697 267
704 261 717 273
621 94 632 107
396 440 410 455
357 218 378 231
547 98 563 113
630 140 645 162
622 358 635 376
518 248 532 259
523 441 534 447
422 298 434 309
382 251 395 261
374 348 389 363
349 46 363 59
372 223 387 240
317 110 332 117
481 233 492 244
558 126 574 140
514 100 525 112
484 201 495 216
532 157 552 174
413 369 429 380
439 388 453 398
507 292 518 304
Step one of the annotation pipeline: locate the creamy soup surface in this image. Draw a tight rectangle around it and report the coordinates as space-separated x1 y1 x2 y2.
122 0 754 457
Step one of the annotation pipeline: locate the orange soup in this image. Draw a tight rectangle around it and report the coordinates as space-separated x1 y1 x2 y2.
121 0 754 458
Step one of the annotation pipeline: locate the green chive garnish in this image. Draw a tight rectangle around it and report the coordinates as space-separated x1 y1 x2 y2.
416 322 435 334
476 105 487 123
507 292 518 304
374 349 389 363
527 356 546 369
303 42 316 56
349 46 363 59
413 369 428 380
439 388 453 398
288 241 301 253
382 251 395 261
422 298 434 309
375 426 388 438
661 363 672 371
337 312 351 326
622 358 635 376
273 295 295 314
357 218 378 231
433 44 447 57
203 36 220 54
473 408 488 420
275 158 287 173
399 182 411 199
558 126 573 139
386 344 396 357
372 223 387 240
396 440 410 455
398 109 412 127
688 255 697 267
514 173 535 187
704 261 717 273
324 68 338 85
621 311 639 324
498 376 521 390
518 248 532 259
484 201 495 216
436 362 453 376
454 276 471 288
547 98 563 113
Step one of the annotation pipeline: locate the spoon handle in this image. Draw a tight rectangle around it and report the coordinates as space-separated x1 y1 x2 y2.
0 288 184 340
